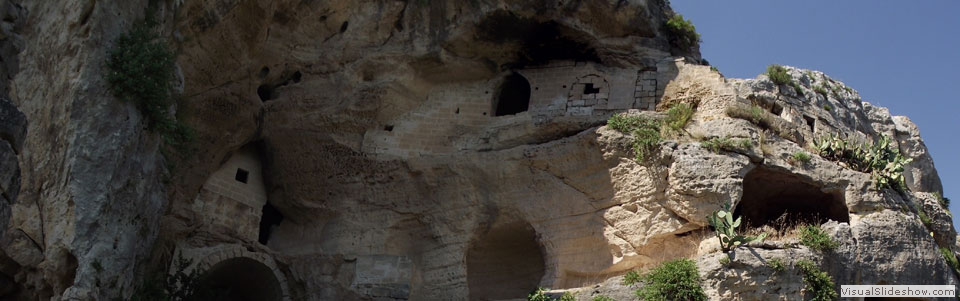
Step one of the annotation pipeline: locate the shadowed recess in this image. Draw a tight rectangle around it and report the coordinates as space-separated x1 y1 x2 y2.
493 73 531 116
196 257 282 301
467 221 545 301
735 167 849 228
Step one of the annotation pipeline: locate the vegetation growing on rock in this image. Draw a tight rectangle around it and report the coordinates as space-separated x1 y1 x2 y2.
795 260 838 301
106 19 195 159
665 14 701 50
708 202 767 252
634 259 707 301
799 225 839 252
814 134 912 190
766 65 793 86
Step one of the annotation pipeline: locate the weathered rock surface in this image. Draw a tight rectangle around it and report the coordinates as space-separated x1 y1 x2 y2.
0 0 954 300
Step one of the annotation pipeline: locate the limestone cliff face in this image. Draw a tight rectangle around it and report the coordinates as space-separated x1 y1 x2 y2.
0 0 954 300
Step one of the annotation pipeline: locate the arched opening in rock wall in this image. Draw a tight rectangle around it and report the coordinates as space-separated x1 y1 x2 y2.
467 221 545 301
258 202 284 245
196 257 283 301
735 167 848 228
493 73 531 116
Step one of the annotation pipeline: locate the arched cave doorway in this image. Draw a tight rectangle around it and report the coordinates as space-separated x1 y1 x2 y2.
467 221 545 300
194 257 283 301
735 167 849 228
493 73 531 116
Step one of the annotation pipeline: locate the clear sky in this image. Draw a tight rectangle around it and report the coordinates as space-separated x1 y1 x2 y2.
669 1 960 229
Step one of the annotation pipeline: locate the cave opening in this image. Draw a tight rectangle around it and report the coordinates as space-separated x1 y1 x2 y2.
258 202 284 245
257 84 276 102
735 167 848 228
467 221 545 301
195 257 283 301
493 73 531 116
476 10 600 68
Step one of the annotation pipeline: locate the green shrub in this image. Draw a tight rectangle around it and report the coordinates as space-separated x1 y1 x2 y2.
528 288 552 301
934 192 950 207
608 114 663 162
623 270 642 286
710 66 719 73
918 209 933 228
789 152 812 166
814 85 828 97
708 202 767 252
768 259 785 273
790 82 803 96
107 20 196 160
666 15 701 50
718 256 731 266
823 104 833 111
665 103 694 134
799 225 838 252
635 259 707 301
766 65 793 86
559 292 575 301
593 296 615 301
813 134 912 190
795 260 838 301
701 137 753 154
940 248 960 275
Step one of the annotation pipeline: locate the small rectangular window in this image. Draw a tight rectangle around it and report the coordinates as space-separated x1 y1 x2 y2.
235 168 249 183
583 83 600 95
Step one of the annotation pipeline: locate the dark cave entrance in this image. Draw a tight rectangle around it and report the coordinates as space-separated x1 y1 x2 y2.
195 257 282 301
735 167 848 228
467 221 545 301
258 202 284 245
493 73 531 116
476 10 601 68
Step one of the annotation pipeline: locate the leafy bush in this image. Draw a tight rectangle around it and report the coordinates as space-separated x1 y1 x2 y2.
623 270 642 286
799 225 838 252
940 248 960 275
593 296 615 301
718 256 731 266
708 202 767 252
666 14 701 50
934 192 950 207
918 208 933 228
790 82 803 96
814 85 828 97
768 259 785 273
528 288 552 301
559 292 576 301
766 65 793 86
635 259 707 301
823 104 833 112
701 137 753 154
608 114 663 162
107 20 196 159
795 260 838 301
813 134 912 190
789 152 812 166
665 103 694 134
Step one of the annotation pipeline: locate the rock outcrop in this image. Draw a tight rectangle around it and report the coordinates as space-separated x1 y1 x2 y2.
0 0 954 300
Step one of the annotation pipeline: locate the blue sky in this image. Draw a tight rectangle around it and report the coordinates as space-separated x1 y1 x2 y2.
670 1 960 229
